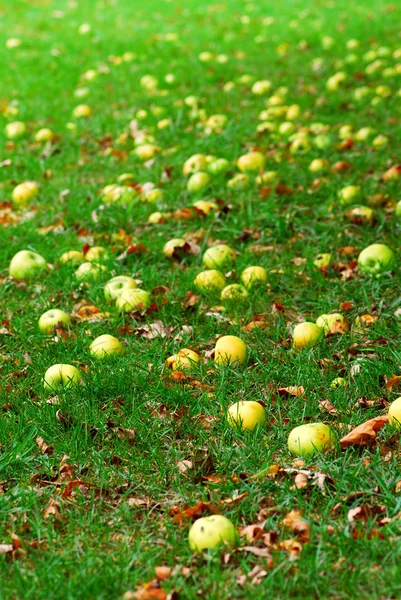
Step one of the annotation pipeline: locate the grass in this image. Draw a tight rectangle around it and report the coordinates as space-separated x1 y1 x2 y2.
1 0 401 597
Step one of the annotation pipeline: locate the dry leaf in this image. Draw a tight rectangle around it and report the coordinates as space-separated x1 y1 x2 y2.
340 415 389 448
282 510 310 543
43 499 61 520
278 386 305 398
36 437 54 455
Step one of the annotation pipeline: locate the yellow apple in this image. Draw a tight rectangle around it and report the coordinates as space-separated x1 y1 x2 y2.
163 238 186 257
214 335 247 365
316 313 348 336
237 151 265 173
72 104 92 118
202 245 236 269
389 397 401 427
240 266 267 289
292 322 323 349
194 270 226 292
75 262 107 280
288 423 335 457
60 250 85 265
221 284 248 301
44 364 82 391
188 515 238 551
187 172 210 193
166 348 200 370
331 377 348 388
90 334 124 358
116 289 150 312
104 276 137 301
227 401 266 431
12 181 39 206
38 309 71 333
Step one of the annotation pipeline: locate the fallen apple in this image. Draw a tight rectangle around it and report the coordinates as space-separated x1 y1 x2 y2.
292 322 323 349
34 128 54 142
73 104 92 118
90 334 124 358
187 172 210 193
104 275 137 301
116 289 150 312
227 400 266 431
9 250 47 280
60 250 85 265
207 158 229 175
166 348 200 370
221 284 248 301
163 238 186 258
288 423 335 457
183 154 208 175
313 253 331 269
75 262 107 280
194 270 226 292
5 121 26 139
188 515 238 551
84 246 108 263
331 377 348 388
214 335 247 365
202 245 236 269
227 173 249 189
358 243 394 274
389 397 401 427
316 313 348 335
338 185 360 206
240 266 267 289
237 151 265 173
44 364 82 391
38 309 71 333
12 181 39 206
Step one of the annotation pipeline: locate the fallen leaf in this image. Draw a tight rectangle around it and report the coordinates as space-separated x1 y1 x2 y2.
340 416 389 448
282 510 310 543
278 386 305 398
43 498 61 520
36 437 54 455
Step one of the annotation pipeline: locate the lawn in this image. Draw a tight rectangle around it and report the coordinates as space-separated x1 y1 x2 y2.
1 0 401 598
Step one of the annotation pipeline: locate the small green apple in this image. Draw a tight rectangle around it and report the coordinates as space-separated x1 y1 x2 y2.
241 266 267 289
84 246 108 263
133 144 160 161
116 289 150 312
389 397 401 428
38 309 71 333
44 364 82 391
309 158 329 172
288 423 335 457
313 253 331 269
202 245 236 269
331 377 348 388
9 250 47 280
183 154 208 175
292 322 323 350
188 515 238 551
104 276 137 301
60 250 85 265
166 348 200 370
358 243 394 274
90 334 124 358
187 172 210 193
338 185 360 206
221 284 248 301
12 181 39 206
237 151 265 173
73 104 92 118
207 158 229 175
251 80 272 95
226 173 249 189
214 335 247 365
34 128 54 142
194 270 226 292
75 262 107 280
316 313 349 336
227 401 266 431
5 121 26 139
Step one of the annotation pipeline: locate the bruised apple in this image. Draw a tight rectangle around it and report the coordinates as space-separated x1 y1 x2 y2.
288 423 335 457
214 335 247 365
188 515 238 551
116 289 150 312
166 348 200 370
38 309 71 333
227 401 266 431
316 313 348 335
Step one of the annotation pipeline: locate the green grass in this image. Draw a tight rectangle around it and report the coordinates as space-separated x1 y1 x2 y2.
1 0 401 598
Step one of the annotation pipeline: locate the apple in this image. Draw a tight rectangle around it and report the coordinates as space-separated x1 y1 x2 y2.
188 515 238 551
75 262 107 280
194 270 226 292
314 134 331 149
90 334 124 358
38 309 71 333
148 212 166 224
187 172 210 193
389 397 401 427
183 154 208 175
5 121 26 139
207 158 229 175
12 181 39 206
316 313 349 336
166 348 200 370
221 284 248 301
43 364 82 391
104 276 137 301
256 171 278 185
72 104 92 118
358 243 394 274
163 238 186 258
142 188 163 203
288 423 335 457
251 80 272 95
346 206 374 223
34 128 54 142
203 245 236 269
140 74 158 90
290 135 312 154
205 114 227 130
237 152 265 173
313 253 331 269
331 377 348 388
372 134 388 149
84 246 108 263
227 401 266 431
309 159 329 173
101 184 127 203
133 144 160 161
9 250 47 280
60 250 84 265
355 127 375 141
214 335 247 366
338 185 360 206
192 200 217 215
292 322 323 350
227 174 249 189
116 289 150 312
241 266 267 289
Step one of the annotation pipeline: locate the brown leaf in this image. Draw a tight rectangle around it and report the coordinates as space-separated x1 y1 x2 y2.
385 375 401 391
43 499 61 520
169 501 220 525
74 304 110 322
154 566 172 581
340 301 354 311
135 321 173 339
318 399 338 415
340 416 389 448
35 437 54 455
282 510 310 543
239 546 273 560
242 320 269 332
278 386 305 398
126 579 168 600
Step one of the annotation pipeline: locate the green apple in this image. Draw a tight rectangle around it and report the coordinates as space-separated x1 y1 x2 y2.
75 262 107 280
227 173 249 189
116 289 150 312
104 276 137 301
237 151 265 173
43 364 82 391
188 515 238 551
5 121 26 139
163 238 186 258
214 335 247 365
166 348 200 370
288 423 335 457
187 172 210 193
227 400 266 431
38 309 71 333
395 201 401 217
9 250 47 280
314 134 331 150
183 154 208 175
309 158 329 172
12 181 39 206
202 245 236 269
133 144 160 161
85 246 108 263
221 284 248 301
148 211 166 224
207 158 229 175
90 334 124 358
205 114 227 130
251 80 272 95
331 377 348 388
60 250 85 265
241 266 267 289
358 243 394 274
194 270 226 292
34 128 54 142
338 185 360 206
292 322 323 350
313 253 331 269
316 313 348 336
389 397 401 427
346 206 374 223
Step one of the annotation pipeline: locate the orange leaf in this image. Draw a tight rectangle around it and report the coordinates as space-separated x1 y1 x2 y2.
340 416 389 448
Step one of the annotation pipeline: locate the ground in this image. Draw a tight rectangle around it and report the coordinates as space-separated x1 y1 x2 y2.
1 0 401 598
